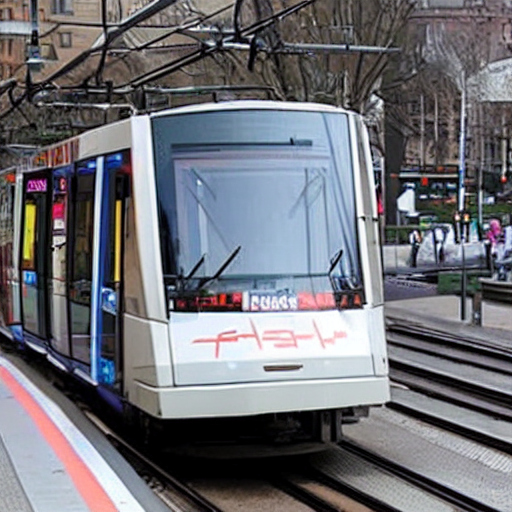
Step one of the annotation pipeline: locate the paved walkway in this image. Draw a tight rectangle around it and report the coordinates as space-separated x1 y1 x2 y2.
0 355 170 512
385 295 512 351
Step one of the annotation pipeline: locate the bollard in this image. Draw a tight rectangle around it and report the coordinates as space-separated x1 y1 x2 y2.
472 291 482 326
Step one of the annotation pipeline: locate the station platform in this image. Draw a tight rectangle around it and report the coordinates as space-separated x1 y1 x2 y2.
0 353 170 512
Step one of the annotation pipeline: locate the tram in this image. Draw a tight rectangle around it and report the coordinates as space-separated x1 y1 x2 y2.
0 101 389 448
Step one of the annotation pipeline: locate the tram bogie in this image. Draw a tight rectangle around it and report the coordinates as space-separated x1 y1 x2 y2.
0 101 389 450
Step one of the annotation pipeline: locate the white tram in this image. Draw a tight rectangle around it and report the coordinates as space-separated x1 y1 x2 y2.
0 101 389 448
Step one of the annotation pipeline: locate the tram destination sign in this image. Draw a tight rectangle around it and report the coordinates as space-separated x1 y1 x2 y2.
26 178 47 193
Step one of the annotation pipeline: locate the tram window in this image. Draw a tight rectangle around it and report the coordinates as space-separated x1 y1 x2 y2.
153 110 362 289
22 202 37 270
50 167 71 356
0 173 17 327
72 174 94 283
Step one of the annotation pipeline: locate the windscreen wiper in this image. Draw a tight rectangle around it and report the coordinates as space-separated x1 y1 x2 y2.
185 254 206 280
198 245 242 289
329 249 361 292
328 249 346 291
164 254 206 293
328 249 343 276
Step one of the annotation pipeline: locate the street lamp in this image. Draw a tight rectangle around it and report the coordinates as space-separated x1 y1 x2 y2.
457 71 469 322
27 0 43 73
455 209 471 321
458 71 467 214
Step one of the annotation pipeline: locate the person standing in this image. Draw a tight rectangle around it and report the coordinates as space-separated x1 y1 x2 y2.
409 229 421 267
486 219 503 256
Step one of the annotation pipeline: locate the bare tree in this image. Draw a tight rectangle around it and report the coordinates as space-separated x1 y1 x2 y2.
1 0 415 147
223 0 415 113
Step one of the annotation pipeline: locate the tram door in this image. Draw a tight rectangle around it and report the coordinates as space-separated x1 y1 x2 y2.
68 160 96 365
68 154 128 387
20 173 51 339
96 152 129 390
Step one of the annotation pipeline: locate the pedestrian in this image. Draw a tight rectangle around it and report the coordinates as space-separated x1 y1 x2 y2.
433 225 447 264
409 229 421 267
486 219 503 256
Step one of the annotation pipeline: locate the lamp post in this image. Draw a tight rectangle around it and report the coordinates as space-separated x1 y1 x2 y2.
458 71 467 214
458 72 468 321
27 0 43 73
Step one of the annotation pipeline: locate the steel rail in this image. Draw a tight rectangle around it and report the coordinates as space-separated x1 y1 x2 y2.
389 356 512 406
386 318 512 355
390 367 512 421
301 469 402 512
387 328 512 453
337 441 503 512
480 278 512 305
271 476 349 512
86 410 357 512
84 411 225 512
388 395 512 455
387 332 512 375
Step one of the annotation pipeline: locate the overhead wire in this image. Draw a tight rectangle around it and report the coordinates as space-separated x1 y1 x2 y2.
0 0 317 119
0 0 183 119
33 0 183 86
123 0 317 89
94 0 109 85
59 3 234 93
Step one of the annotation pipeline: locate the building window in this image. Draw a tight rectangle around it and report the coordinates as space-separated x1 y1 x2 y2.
59 32 72 48
51 0 73 15
0 8 13 20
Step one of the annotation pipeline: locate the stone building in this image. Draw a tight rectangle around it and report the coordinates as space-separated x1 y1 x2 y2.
0 0 104 84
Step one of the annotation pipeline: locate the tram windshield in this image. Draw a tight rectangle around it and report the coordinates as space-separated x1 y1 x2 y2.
152 109 363 305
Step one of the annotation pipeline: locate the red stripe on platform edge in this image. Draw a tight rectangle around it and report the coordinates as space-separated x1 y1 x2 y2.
0 366 118 512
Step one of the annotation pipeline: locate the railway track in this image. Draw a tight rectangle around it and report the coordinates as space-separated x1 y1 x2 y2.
386 318 512 356
386 321 512 452
28 324 507 512
84 411 225 512
85 410 384 512
326 440 504 512
87 413 496 512
87 408 492 512
387 320 512 412
272 471 398 512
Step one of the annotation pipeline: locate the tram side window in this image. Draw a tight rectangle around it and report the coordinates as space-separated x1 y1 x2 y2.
72 175 95 285
22 202 37 270
0 173 17 327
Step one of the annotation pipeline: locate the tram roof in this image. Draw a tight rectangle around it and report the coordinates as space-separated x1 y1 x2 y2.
150 100 354 118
